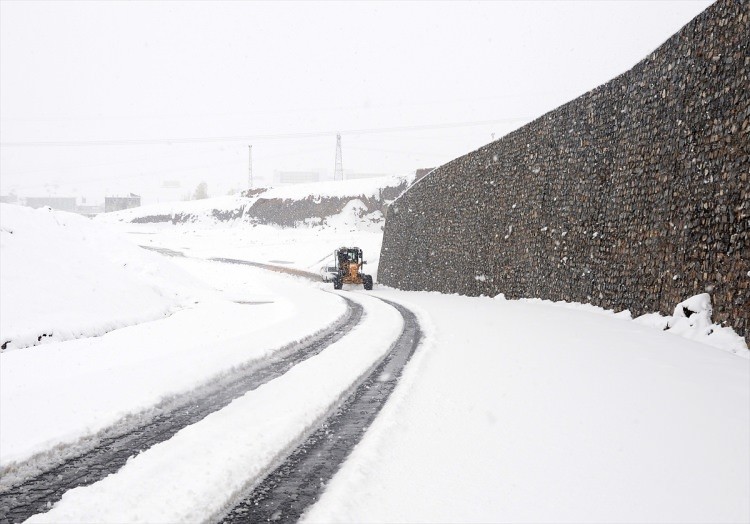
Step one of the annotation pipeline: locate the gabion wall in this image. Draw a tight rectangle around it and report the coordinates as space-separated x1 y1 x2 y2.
379 0 749 341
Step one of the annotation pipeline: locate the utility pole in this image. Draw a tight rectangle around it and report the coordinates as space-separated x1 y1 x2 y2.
248 145 253 188
334 133 343 181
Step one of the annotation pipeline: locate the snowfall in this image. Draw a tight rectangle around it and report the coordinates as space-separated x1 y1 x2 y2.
0 177 748 523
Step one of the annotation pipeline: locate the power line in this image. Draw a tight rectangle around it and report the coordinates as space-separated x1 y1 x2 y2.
0 145 334 180
0 91 562 124
0 117 529 148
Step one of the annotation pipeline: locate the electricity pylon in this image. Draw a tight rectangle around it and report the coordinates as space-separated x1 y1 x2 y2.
248 145 253 188
334 133 343 181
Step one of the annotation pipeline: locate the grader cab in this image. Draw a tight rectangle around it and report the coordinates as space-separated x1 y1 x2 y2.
333 247 373 290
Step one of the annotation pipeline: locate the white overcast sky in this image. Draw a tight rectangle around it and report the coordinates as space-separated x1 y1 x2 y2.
0 0 713 203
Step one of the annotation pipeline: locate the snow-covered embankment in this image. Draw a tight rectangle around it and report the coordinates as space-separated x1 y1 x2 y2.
0 204 201 350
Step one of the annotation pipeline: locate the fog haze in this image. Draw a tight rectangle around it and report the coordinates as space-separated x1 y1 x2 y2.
0 0 713 204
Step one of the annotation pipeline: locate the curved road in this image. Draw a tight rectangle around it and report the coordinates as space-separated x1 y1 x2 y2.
218 298 422 523
1 251 423 524
0 297 362 524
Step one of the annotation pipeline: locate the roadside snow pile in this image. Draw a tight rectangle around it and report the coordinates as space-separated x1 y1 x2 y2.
635 293 747 356
303 199 384 233
0 204 203 350
505 292 748 357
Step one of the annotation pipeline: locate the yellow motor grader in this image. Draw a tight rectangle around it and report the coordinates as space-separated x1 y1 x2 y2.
332 247 373 290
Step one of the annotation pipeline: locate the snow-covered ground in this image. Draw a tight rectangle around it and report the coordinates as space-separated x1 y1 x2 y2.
304 290 749 523
1 186 748 523
0 258 346 469
0 204 204 351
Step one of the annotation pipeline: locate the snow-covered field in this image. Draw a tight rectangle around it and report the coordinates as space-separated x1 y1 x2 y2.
0 204 204 351
1 185 748 523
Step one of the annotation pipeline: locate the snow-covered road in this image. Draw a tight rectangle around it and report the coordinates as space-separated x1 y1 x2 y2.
2 254 423 523
221 298 421 523
20 288 413 523
2 289 365 522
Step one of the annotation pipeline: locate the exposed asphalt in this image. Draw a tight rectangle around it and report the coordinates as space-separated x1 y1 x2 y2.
217 298 422 524
1 248 422 524
139 245 186 257
208 257 321 281
0 297 362 524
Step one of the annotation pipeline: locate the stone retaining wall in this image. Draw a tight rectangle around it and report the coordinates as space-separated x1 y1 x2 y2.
379 0 749 340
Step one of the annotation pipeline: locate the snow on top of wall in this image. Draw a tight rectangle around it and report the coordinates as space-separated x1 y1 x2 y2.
0 204 206 350
260 173 415 201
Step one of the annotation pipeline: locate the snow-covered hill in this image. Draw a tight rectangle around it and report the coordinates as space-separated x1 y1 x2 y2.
98 173 414 228
0 204 205 351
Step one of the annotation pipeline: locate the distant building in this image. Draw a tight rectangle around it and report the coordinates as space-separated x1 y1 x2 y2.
274 171 320 184
25 197 77 212
105 193 141 213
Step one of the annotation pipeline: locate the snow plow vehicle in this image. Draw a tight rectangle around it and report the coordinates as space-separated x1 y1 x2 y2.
332 247 373 290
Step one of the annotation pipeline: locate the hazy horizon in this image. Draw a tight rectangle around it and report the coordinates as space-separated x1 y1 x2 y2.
1 0 713 205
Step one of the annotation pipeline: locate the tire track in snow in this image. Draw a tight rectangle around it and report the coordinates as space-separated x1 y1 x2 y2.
0 297 362 524
208 256 321 281
217 297 422 524
141 246 322 281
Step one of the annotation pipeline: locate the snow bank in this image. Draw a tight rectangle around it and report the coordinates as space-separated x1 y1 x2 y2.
0 204 203 350
634 293 747 357
316 199 384 233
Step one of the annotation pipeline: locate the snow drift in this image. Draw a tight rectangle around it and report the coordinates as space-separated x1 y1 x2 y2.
0 204 202 350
